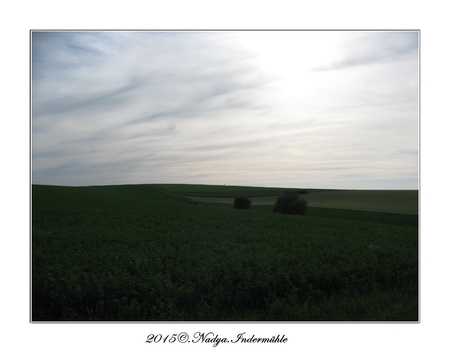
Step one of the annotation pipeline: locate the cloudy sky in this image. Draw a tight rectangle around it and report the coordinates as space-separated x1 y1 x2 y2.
31 30 419 189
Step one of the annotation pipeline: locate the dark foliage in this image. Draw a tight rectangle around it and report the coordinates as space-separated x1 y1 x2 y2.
273 191 308 215
233 196 252 210
31 185 418 321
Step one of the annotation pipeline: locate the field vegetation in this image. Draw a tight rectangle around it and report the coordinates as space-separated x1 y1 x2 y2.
32 184 418 321
183 190 418 214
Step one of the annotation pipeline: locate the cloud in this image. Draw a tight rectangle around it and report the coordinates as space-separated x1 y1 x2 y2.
313 31 418 71
32 31 419 189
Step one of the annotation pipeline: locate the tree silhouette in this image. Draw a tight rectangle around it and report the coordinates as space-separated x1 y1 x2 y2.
233 196 252 210
273 191 307 215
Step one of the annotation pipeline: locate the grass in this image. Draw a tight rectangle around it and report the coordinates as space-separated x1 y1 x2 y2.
157 184 328 197
166 186 418 215
162 185 418 227
300 190 418 215
31 183 419 321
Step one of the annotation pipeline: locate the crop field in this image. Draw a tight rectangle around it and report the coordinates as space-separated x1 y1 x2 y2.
169 187 418 215
156 184 294 197
301 190 418 215
32 184 419 321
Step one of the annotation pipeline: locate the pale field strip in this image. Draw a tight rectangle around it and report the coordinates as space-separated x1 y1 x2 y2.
188 190 418 215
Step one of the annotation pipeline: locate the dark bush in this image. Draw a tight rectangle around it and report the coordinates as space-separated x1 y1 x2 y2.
233 196 252 210
273 191 307 215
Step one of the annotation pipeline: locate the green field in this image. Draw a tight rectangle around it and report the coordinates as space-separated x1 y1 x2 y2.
161 185 418 227
166 186 418 215
32 184 419 321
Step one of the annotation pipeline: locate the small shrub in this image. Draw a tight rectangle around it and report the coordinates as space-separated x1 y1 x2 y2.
233 196 252 210
273 191 307 215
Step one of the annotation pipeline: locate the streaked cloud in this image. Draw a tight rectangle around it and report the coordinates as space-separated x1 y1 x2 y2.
313 31 418 71
32 31 419 189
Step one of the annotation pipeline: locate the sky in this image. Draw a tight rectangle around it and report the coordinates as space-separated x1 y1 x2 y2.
31 30 419 189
